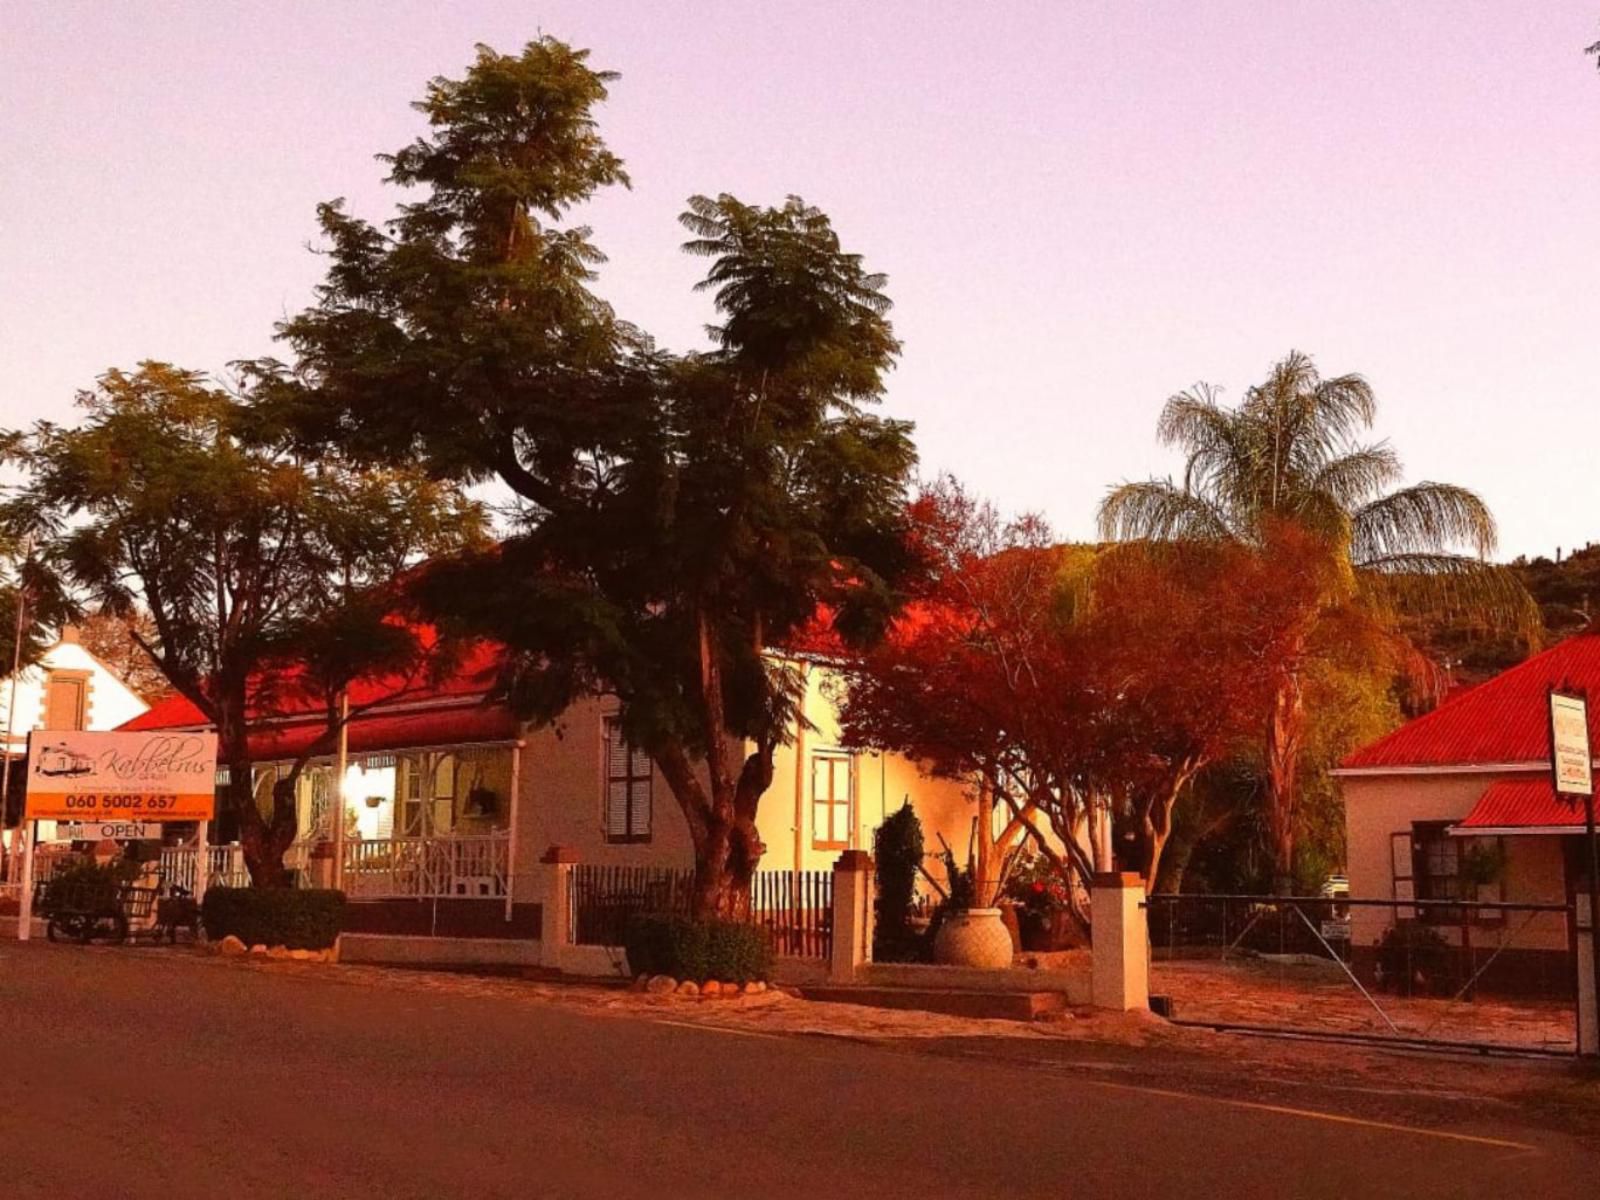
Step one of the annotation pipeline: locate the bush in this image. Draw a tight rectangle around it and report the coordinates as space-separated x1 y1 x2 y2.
624 912 773 983
37 858 137 917
1374 919 1452 996
874 802 925 962
201 887 345 950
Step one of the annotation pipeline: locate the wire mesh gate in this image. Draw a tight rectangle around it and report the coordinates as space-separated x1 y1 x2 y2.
1146 893 1579 1055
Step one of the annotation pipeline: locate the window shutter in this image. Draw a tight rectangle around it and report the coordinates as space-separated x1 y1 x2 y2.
607 780 630 840
629 779 651 839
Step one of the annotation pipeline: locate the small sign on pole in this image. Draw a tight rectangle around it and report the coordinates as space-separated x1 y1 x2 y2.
1551 687 1599 1058
57 821 165 842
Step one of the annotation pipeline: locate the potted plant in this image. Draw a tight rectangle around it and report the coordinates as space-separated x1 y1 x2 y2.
929 841 1015 969
1004 853 1083 952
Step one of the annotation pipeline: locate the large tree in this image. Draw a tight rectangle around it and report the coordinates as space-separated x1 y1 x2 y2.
1 363 486 883
1100 351 1534 892
262 39 917 917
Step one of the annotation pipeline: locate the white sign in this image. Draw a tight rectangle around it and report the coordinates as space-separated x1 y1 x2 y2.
1551 691 1593 798
57 822 165 842
24 730 218 822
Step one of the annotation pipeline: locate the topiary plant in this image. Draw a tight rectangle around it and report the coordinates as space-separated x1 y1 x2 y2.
873 800 925 962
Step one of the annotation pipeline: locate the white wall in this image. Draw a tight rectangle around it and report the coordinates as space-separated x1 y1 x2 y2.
0 637 149 754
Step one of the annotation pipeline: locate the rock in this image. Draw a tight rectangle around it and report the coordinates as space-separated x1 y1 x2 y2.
217 935 247 958
675 980 700 997
288 948 315 961
700 980 722 998
741 981 762 996
631 974 650 992
266 945 292 960
646 974 677 995
749 980 767 994
248 944 269 956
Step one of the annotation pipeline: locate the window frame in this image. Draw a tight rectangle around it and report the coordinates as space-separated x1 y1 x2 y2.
603 717 653 845
810 750 855 852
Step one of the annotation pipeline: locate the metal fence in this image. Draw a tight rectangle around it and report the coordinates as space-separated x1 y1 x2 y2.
568 864 834 960
1146 893 1578 1055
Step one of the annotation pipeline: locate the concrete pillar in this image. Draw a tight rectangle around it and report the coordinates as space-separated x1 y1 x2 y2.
830 849 873 983
539 845 578 969
1579 895 1597 1058
1091 872 1149 1012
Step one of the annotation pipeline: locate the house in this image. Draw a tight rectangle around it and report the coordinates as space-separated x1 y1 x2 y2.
1336 633 1600 992
119 640 980 941
2 626 150 847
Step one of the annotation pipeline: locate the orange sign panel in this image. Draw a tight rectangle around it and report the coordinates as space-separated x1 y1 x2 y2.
24 731 217 822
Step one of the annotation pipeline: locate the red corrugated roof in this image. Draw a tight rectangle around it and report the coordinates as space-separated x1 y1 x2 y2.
118 639 517 760
1343 634 1600 770
1456 777 1586 832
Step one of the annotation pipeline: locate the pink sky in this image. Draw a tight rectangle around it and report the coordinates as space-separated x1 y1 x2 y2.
3 2 1598 559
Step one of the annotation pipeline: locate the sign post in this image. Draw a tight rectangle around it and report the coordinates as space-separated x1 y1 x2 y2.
1550 687 1598 1056
17 730 217 941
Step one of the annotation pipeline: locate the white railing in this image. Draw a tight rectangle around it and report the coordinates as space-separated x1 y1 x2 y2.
341 833 509 900
160 845 252 892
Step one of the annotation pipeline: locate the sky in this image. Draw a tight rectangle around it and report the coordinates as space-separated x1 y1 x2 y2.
3 1 1598 561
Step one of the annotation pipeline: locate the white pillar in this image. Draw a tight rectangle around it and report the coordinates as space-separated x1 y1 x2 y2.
829 850 873 982
539 845 577 969
1091 872 1149 1012
1578 895 1597 1058
15 820 34 942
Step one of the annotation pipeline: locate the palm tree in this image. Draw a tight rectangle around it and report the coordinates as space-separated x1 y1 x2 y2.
1100 351 1534 893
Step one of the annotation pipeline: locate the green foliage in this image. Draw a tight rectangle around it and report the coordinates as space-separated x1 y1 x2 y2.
0 364 486 879
271 37 919 916
201 887 345 950
36 858 137 917
623 913 773 983
1374 920 1452 997
934 845 978 911
1461 840 1508 889
872 802 924 962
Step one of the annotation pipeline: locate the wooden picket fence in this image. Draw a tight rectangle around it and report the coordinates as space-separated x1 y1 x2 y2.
568 864 832 960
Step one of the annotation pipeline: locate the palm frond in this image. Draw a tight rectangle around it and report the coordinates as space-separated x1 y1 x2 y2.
1097 480 1232 544
1311 443 1401 509
1351 483 1497 562
1357 553 1539 642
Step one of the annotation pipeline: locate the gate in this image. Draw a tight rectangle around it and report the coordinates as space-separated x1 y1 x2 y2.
1146 893 1578 1055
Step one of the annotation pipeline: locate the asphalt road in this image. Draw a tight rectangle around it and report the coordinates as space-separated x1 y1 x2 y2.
0 944 1594 1199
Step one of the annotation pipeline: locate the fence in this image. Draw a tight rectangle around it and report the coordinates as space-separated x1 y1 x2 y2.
341 833 510 900
567 864 834 960
751 870 832 960
160 845 251 892
1146 893 1578 1054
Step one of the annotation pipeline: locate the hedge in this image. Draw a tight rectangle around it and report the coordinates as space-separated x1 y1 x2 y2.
201 887 345 950
623 913 773 984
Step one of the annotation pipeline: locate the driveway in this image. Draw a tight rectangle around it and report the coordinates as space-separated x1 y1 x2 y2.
1 944 1595 1199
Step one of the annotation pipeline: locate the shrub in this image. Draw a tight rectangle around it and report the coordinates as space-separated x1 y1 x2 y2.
624 912 773 983
873 801 925 962
1374 919 1452 996
37 858 137 917
201 887 345 950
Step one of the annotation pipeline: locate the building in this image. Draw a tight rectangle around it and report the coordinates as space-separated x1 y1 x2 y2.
120 640 980 940
1336 633 1600 991
2 626 150 846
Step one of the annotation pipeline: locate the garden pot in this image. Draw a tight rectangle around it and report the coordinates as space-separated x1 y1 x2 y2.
1020 909 1086 952
932 907 1015 969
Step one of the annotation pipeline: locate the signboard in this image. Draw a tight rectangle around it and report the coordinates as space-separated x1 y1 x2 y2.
24 731 217 822
57 821 165 842
1550 690 1593 798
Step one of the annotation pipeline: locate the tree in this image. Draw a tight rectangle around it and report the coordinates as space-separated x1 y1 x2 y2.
1100 351 1534 891
76 608 174 701
262 39 917 917
834 478 1300 897
2 363 486 883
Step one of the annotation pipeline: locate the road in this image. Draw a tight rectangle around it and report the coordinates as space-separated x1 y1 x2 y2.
0 943 1594 1199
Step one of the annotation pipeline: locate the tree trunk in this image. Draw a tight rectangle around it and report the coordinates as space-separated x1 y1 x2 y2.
1264 671 1306 895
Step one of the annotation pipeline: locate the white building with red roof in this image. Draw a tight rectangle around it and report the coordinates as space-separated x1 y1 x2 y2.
1336 633 1600 989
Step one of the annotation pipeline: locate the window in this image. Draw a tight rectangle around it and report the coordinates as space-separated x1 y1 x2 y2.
811 751 854 851
44 674 86 731
604 718 652 843
1412 821 1460 921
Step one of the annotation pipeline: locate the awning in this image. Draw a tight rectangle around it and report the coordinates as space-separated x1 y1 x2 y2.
1452 777 1590 836
245 704 521 762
